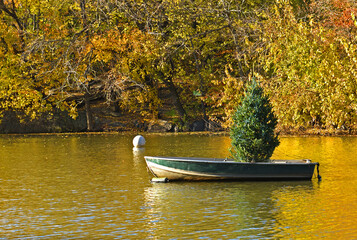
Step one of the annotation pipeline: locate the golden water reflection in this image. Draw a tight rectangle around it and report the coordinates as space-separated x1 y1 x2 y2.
271 137 357 239
0 134 356 238
143 181 319 239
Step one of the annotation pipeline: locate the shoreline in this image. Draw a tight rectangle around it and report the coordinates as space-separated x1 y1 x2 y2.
1 129 356 137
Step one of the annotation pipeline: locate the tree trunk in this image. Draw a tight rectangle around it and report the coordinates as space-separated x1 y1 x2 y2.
84 92 94 131
163 76 186 121
80 0 94 131
190 40 207 122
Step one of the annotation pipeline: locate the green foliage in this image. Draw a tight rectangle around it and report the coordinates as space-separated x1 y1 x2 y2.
230 78 279 162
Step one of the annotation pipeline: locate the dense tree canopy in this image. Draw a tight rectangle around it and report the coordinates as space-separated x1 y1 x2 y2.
0 0 356 132
259 1 357 130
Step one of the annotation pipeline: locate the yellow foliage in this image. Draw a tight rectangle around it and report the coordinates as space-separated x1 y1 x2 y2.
208 64 245 128
261 2 357 130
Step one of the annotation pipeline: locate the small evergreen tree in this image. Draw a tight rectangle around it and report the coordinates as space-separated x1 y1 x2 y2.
230 78 279 162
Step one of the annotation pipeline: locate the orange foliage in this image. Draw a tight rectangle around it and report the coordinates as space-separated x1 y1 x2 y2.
310 0 357 30
330 0 357 28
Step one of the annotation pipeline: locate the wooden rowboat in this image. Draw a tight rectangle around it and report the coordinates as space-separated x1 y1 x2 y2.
145 156 320 181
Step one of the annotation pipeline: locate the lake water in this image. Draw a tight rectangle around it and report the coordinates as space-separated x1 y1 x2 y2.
0 134 356 239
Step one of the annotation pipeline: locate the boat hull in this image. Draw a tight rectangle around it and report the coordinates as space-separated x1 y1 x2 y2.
145 156 318 181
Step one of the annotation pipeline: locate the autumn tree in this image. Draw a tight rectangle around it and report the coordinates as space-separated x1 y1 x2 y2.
0 0 65 120
1 0 355 133
118 0 276 127
259 2 357 130
0 0 160 130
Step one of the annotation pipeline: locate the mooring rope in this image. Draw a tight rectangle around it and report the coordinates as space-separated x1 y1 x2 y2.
316 163 322 181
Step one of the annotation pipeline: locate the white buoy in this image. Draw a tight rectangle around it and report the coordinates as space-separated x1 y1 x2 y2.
133 135 146 148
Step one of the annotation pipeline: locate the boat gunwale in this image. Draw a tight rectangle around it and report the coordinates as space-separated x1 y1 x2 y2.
146 161 314 180
144 156 318 165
